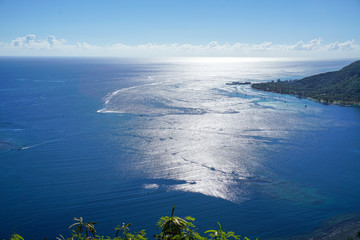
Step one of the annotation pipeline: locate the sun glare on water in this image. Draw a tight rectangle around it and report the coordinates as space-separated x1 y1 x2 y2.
98 59 316 202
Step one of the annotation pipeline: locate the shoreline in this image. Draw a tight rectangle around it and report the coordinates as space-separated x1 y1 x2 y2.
251 86 360 107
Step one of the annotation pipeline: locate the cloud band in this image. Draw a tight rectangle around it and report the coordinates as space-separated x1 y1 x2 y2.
1 34 359 58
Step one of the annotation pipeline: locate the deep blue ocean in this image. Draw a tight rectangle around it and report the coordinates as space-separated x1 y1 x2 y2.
1 57 359 240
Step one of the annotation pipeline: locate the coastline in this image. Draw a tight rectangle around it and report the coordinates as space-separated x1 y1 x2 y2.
250 59 360 107
307 97 360 107
251 86 360 107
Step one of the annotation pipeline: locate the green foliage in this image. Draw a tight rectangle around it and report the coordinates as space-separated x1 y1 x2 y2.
155 206 196 240
251 60 360 105
6 207 256 240
115 223 132 237
114 223 147 240
69 217 97 238
9 234 24 240
205 222 242 240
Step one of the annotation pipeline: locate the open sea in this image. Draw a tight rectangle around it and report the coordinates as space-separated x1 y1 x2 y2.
0 57 359 240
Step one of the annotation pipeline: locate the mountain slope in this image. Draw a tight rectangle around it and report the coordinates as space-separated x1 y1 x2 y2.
251 60 360 105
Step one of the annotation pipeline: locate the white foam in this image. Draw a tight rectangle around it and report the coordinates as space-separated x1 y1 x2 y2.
18 139 59 150
143 183 159 189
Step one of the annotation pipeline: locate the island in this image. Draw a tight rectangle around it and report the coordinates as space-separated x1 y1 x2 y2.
251 60 360 106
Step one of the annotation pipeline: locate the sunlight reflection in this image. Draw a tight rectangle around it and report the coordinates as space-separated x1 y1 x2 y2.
104 60 326 202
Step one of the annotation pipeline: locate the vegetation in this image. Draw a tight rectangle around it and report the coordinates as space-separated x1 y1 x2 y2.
8 234 24 240
69 217 97 238
251 60 360 105
5 206 256 240
6 206 360 240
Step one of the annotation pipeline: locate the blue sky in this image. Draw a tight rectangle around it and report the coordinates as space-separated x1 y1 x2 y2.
1 0 360 57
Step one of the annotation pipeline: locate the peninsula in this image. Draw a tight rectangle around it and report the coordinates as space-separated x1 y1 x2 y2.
251 60 360 106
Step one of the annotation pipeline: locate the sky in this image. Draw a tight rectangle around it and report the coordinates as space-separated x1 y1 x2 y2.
0 0 360 58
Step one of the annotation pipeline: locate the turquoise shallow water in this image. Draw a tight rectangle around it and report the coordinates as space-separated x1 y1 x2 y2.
0 57 359 239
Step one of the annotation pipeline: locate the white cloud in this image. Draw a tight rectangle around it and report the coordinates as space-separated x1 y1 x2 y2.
76 42 93 49
1 34 359 58
327 39 356 51
47 35 65 48
286 38 323 51
11 34 36 47
9 34 66 49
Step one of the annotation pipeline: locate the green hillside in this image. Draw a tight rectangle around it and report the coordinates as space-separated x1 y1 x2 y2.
251 60 360 105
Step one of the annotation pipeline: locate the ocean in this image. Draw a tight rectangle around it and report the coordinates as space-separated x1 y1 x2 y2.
0 57 359 239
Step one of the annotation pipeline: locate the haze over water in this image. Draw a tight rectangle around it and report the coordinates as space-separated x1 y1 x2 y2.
0 57 359 239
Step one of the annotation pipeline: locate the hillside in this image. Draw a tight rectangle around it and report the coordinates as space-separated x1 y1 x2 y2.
251 60 360 105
